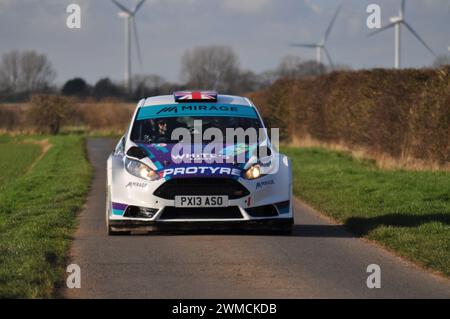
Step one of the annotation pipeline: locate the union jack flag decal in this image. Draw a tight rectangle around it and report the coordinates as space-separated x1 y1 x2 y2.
174 91 218 102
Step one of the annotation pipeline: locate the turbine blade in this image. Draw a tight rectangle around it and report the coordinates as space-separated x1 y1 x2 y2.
367 22 396 37
133 17 143 69
401 0 406 16
290 43 318 48
402 21 436 56
324 48 334 69
324 5 342 42
133 0 146 14
111 0 131 14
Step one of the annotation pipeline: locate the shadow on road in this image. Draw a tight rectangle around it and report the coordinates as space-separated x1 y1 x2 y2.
345 213 450 236
291 224 354 238
121 223 355 238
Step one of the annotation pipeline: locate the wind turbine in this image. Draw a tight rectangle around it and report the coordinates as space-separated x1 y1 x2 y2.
111 0 146 92
290 5 342 69
368 0 435 69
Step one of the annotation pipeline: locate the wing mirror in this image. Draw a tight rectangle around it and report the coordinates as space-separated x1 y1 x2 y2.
126 146 147 160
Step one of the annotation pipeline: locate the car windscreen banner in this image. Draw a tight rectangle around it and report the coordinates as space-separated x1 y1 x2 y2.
137 104 258 120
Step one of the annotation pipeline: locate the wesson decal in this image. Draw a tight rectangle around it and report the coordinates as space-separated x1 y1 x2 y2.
172 153 231 161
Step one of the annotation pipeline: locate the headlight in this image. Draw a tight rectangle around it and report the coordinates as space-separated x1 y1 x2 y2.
125 158 159 181
244 164 261 180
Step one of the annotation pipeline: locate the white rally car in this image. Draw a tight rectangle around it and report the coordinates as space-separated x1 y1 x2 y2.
106 91 293 235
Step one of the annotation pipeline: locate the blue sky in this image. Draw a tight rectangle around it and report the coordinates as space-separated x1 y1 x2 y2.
0 0 449 84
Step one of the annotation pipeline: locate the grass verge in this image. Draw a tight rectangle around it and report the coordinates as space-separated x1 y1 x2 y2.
0 139 41 187
283 146 450 277
0 135 91 298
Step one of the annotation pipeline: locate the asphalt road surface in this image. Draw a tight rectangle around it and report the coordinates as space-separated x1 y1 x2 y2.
62 138 450 299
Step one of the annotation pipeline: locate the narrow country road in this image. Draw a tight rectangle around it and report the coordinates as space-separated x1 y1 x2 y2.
62 138 450 299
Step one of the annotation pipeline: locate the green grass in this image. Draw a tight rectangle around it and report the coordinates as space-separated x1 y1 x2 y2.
0 135 91 298
0 140 41 188
283 147 450 277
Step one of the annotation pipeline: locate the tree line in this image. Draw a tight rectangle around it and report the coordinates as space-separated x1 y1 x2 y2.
1 45 449 102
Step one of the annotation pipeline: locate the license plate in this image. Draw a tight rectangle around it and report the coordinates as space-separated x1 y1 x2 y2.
175 195 228 207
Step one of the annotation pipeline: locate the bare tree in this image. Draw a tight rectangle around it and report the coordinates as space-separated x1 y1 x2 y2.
433 55 450 68
258 70 279 88
27 94 74 135
0 50 56 94
0 50 21 93
181 45 240 93
131 74 166 92
20 51 56 92
276 55 325 79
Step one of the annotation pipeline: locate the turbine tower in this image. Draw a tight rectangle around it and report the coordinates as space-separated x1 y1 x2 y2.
111 0 146 92
290 5 342 69
368 0 435 69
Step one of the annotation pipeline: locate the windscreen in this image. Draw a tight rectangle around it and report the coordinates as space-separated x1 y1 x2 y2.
130 116 263 144
130 103 263 144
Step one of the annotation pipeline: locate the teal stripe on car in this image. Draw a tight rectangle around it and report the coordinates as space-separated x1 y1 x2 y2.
112 209 124 216
137 104 258 120
153 161 163 170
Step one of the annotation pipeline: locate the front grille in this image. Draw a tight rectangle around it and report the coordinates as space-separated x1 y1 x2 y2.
153 178 250 200
159 206 243 220
246 205 279 217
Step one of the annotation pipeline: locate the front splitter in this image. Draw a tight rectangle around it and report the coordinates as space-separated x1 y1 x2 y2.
109 218 294 233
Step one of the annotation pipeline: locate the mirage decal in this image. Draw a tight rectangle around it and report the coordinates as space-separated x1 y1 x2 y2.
125 181 148 189
256 179 275 189
137 103 258 120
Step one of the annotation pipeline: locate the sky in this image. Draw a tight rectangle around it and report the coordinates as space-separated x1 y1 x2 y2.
0 0 449 85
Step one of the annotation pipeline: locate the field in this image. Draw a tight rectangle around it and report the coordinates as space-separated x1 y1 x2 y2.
283 146 450 276
249 67 450 168
0 135 91 298
0 136 41 186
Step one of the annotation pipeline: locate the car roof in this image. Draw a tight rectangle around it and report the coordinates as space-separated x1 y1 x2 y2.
141 94 253 108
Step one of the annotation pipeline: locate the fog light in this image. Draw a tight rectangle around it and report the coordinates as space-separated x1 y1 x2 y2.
138 207 157 218
124 206 158 218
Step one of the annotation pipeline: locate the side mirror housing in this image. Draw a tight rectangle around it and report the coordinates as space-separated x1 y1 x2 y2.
126 146 147 160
